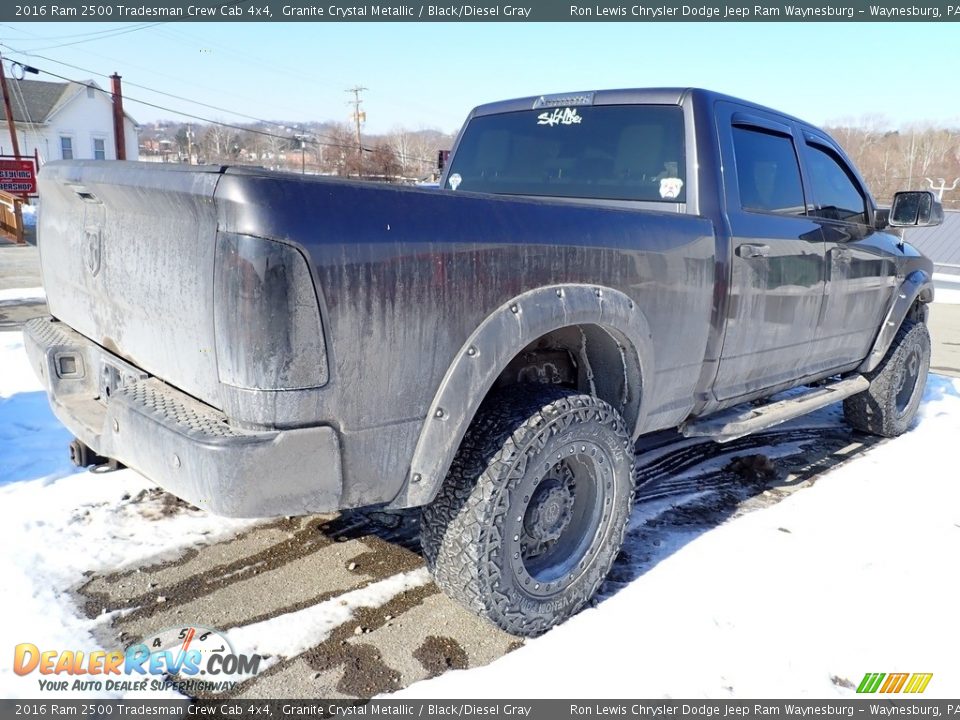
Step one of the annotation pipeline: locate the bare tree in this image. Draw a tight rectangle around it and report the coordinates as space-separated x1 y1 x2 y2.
828 119 960 208
368 141 402 180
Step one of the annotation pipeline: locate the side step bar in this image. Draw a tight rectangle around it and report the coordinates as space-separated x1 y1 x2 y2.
682 375 870 443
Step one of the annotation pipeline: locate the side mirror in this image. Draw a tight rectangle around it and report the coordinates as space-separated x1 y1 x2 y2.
889 190 944 228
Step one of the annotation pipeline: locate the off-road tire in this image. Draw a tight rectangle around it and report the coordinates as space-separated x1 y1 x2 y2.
420 387 636 637
843 319 930 438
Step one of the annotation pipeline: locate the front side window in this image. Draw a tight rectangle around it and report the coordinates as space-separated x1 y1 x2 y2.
805 143 868 225
445 105 686 202
731 126 806 215
93 138 106 160
60 136 73 160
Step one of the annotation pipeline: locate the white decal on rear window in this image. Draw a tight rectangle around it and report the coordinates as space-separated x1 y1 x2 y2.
659 177 684 199
448 173 462 190
537 108 583 127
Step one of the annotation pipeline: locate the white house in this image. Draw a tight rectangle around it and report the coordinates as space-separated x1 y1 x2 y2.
0 77 138 164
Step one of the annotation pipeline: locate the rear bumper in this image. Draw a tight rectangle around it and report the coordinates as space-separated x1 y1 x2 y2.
23 316 343 518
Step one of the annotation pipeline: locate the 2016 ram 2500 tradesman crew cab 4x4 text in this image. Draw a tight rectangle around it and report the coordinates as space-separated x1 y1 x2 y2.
26 88 942 636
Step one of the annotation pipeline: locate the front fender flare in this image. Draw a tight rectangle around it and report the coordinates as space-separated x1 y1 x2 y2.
858 269 933 374
393 284 653 509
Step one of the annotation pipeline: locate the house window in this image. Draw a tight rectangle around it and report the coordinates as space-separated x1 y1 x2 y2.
60 136 73 160
93 138 106 160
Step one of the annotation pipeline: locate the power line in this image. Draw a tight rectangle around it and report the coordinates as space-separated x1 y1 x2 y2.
2 23 164 46
1 45 450 168
154 26 453 128
0 57 437 163
1 45 298 133
2 25 313 122
11 24 166 52
1 46 358 153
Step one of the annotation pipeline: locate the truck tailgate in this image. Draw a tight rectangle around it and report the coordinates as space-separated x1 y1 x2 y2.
37 161 224 408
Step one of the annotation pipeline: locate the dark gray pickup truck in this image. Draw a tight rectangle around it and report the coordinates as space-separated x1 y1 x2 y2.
26 88 942 636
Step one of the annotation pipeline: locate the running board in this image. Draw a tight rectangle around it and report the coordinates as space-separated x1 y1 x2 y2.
682 376 870 443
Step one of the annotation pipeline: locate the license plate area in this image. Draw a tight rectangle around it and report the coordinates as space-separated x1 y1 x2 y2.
98 356 148 403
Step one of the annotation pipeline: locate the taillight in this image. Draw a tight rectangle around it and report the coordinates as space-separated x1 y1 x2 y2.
214 232 327 390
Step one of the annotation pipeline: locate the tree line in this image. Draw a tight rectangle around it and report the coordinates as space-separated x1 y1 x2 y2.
826 116 960 209
138 119 455 181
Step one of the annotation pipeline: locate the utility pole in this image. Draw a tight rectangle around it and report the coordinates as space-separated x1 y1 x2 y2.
0 53 25 244
294 133 307 174
925 177 960 202
110 73 126 160
346 86 367 175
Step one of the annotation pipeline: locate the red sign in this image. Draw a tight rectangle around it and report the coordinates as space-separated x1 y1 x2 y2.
0 159 37 195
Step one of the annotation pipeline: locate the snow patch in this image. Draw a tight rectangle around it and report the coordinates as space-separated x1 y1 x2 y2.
0 333 258 698
0 332 44 398
933 273 960 304
0 286 46 304
394 375 960 699
226 568 431 661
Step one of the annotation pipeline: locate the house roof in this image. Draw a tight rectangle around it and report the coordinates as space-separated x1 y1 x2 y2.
0 77 137 126
0 78 74 123
903 209 960 275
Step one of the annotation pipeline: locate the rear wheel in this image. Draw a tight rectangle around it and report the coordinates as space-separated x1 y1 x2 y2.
843 319 930 438
420 387 636 637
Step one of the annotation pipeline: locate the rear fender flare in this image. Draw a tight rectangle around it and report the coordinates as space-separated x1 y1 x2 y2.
858 269 933 374
396 284 653 508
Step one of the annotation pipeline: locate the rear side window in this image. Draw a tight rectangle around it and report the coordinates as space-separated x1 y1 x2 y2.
731 126 806 215
804 143 868 225
445 105 685 202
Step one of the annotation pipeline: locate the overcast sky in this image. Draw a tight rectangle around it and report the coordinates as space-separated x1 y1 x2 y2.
2 21 958 134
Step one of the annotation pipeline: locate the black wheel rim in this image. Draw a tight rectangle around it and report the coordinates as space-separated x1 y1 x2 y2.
508 439 611 598
894 346 922 417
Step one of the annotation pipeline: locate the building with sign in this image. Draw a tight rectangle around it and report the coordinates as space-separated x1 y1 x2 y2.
0 78 138 164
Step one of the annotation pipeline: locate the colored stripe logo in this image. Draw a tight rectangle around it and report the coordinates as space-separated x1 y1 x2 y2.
856 672 933 694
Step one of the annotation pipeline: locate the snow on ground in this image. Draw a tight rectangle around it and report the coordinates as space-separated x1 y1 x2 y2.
4 323 960 699
933 274 960 304
395 375 960 699
0 287 45 305
0 331 257 698
226 568 431 665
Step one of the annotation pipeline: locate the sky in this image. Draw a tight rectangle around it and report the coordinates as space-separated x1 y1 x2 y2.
1 21 959 136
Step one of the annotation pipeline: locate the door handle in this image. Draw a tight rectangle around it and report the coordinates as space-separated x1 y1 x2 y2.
737 243 770 259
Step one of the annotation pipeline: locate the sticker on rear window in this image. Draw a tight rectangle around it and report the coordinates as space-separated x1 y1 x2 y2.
537 108 583 127
448 173 462 190
659 177 683 199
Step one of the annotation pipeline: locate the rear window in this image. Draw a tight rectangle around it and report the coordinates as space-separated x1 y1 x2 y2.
445 105 685 203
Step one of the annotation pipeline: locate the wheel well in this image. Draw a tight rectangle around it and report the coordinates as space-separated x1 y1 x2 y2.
489 324 642 432
907 297 929 324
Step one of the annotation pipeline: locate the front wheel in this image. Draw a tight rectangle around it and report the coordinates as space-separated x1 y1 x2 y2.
421 388 636 637
843 319 931 438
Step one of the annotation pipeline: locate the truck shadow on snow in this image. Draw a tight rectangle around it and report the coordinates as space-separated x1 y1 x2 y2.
73 413 888 699
0 390 78 484
600 423 886 601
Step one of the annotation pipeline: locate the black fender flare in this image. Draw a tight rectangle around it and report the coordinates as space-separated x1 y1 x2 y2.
858 269 934 374
396 283 654 508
